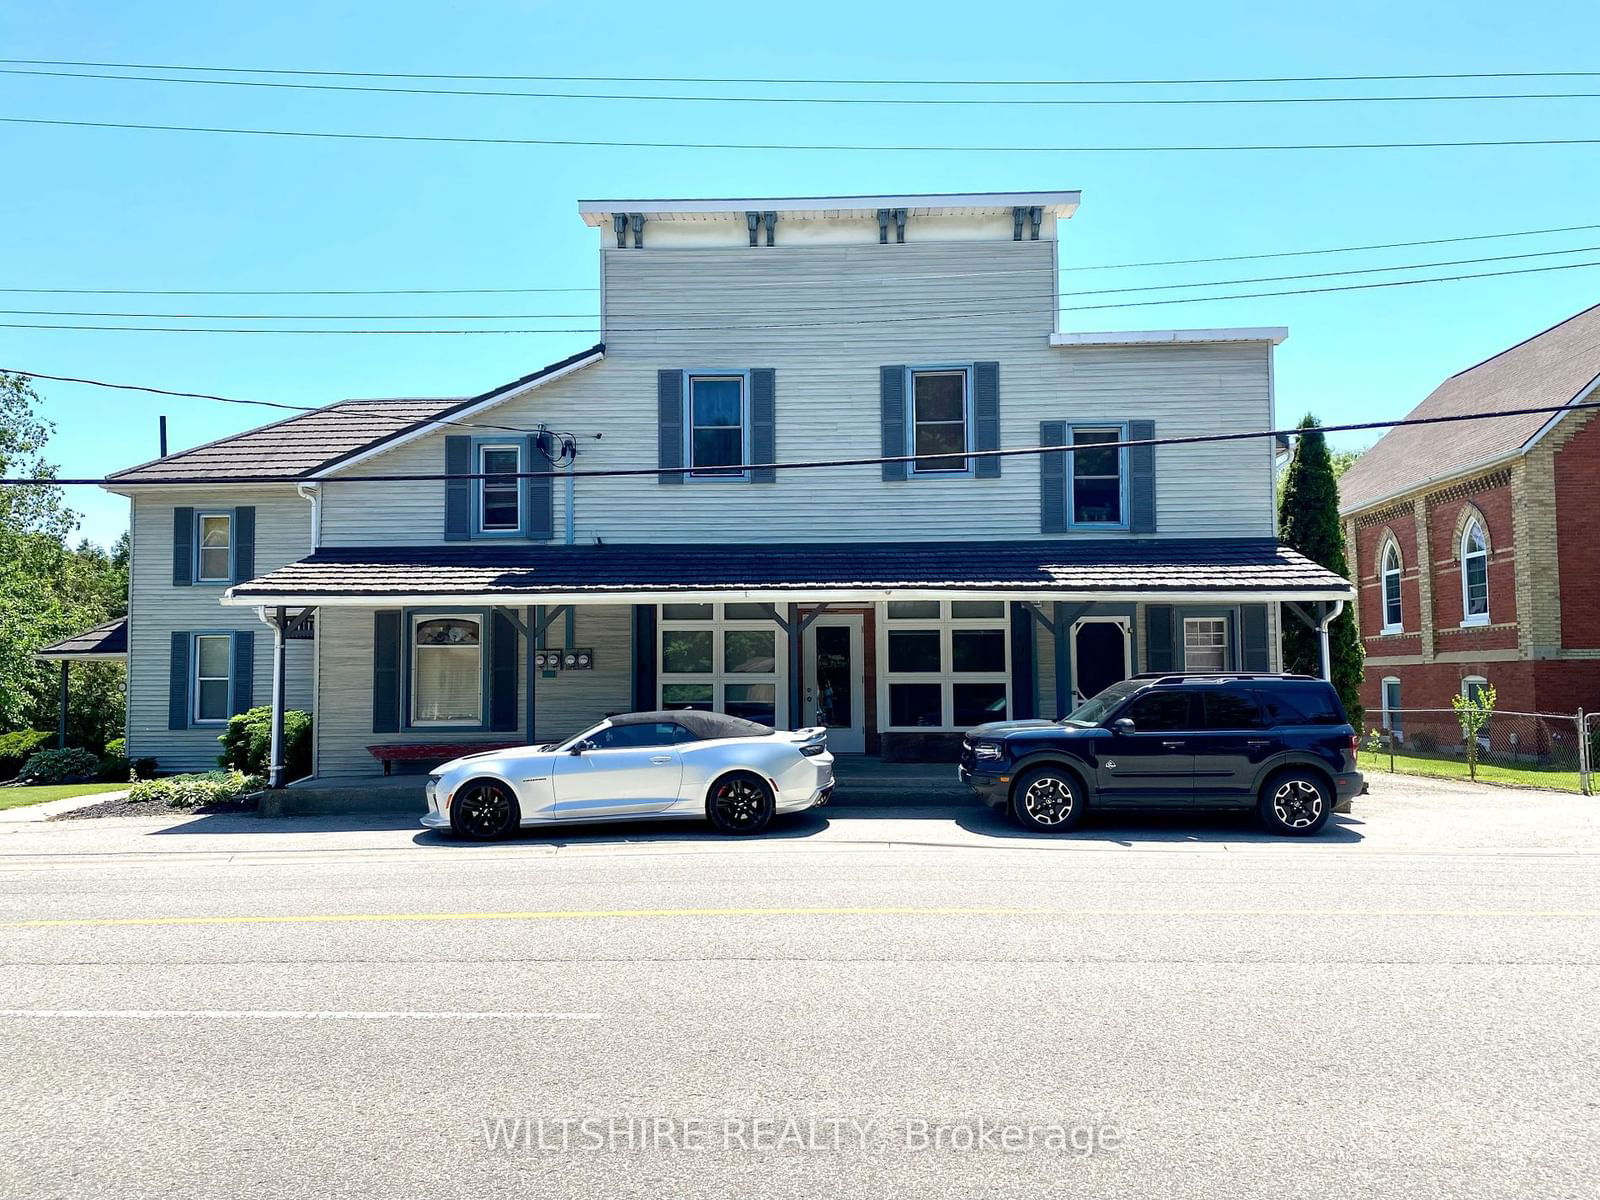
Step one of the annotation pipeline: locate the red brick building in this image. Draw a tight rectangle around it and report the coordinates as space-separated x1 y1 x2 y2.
1338 303 1600 727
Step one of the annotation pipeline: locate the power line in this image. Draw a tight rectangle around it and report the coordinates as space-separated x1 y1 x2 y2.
6 115 1598 153
5 57 1600 87
8 65 1600 106
6 400 1596 488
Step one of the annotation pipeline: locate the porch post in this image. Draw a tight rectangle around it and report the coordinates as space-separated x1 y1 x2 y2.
1053 602 1070 719
525 605 537 745
786 603 802 730
269 605 288 789
57 661 70 748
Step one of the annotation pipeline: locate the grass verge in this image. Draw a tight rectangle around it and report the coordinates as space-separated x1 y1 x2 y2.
0 782 130 810
1360 750 1583 793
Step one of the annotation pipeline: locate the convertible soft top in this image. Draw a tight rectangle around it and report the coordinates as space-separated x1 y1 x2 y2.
612 709 774 741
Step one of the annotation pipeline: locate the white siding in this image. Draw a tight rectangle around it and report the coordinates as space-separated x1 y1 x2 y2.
126 488 314 772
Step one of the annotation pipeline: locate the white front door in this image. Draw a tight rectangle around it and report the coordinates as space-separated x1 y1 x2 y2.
803 614 866 754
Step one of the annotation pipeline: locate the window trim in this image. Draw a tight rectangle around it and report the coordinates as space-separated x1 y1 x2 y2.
1381 676 1403 738
1459 518 1490 627
905 365 974 478
683 371 752 482
657 603 785 725
405 609 491 730
1380 540 1404 634
1462 674 1490 705
474 440 525 537
191 631 235 726
1181 615 1232 673
1065 422 1130 530
193 510 234 584
877 600 1011 731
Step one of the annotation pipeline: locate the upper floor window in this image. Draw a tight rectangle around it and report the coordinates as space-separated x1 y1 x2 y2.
411 616 483 726
1461 518 1489 624
910 369 969 474
688 376 746 478
1069 426 1127 527
196 513 232 582
1380 542 1403 632
477 444 523 533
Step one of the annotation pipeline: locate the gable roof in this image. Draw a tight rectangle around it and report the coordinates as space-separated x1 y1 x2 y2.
1339 303 1600 512
105 344 604 486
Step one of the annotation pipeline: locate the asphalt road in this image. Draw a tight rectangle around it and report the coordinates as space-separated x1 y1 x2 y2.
1 778 1596 1199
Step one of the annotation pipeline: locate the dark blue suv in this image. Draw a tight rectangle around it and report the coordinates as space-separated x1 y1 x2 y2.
958 673 1363 836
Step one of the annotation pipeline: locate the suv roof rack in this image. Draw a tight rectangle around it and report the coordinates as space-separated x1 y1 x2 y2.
1130 672 1325 685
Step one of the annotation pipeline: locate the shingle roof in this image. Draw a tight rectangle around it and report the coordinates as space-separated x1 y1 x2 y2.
1339 303 1600 512
35 617 128 660
106 344 605 484
227 540 1352 601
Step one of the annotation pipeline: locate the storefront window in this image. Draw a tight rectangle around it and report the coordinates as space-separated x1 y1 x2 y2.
658 604 784 726
881 601 1009 731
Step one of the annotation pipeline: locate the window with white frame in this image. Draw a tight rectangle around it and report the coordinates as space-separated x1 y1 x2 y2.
196 513 232 582
688 376 746 478
1461 518 1489 624
1381 677 1403 739
659 603 781 725
1381 541 1403 632
1462 674 1490 705
1182 617 1229 671
1069 427 1126 526
477 444 522 533
193 634 232 723
881 600 1008 730
910 370 969 474
411 615 483 726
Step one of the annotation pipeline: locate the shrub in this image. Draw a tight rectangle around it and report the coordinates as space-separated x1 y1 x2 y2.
15 747 102 785
218 706 311 781
127 770 263 809
0 730 55 781
97 752 130 782
132 757 158 780
1410 730 1439 754
105 737 126 758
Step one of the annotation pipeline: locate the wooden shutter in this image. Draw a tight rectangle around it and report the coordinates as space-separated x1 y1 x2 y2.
1241 605 1271 672
880 366 907 482
1129 420 1156 534
973 362 1001 478
750 369 776 483
1145 605 1175 673
231 506 256 583
526 434 554 540
231 630 255 714
657 370 685 485
172 507 194 586
168 631 191 729
372 611 402 733
1039 421 1068 534
489 610 519 732
443 436 472 541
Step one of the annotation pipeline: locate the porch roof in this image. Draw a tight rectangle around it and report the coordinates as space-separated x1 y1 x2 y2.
34 617 128 661
223 540 1353 607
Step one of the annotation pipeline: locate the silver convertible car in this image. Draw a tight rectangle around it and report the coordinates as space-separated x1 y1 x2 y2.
422 710 835 840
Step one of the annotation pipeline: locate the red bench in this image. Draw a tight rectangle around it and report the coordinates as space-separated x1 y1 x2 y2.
366 742 520 776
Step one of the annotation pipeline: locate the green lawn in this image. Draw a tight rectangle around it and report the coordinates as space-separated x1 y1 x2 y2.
0 782 130 810
1360 749 1584 793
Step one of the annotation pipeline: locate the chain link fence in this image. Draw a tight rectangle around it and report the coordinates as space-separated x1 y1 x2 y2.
1361 707 1594 795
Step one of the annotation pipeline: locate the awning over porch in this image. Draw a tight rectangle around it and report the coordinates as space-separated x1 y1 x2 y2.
222 539 1353 607
34 617 128 661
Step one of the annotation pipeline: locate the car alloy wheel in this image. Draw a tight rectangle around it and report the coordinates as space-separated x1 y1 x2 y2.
1018 772 1077 829
1271 778 1324 830
452 781 517 840
709 773 773 835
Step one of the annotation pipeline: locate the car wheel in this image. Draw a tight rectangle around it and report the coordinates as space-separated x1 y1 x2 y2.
449 779 521 841
1258 770 1332 836
1011 766 1086 833
707 772 775 835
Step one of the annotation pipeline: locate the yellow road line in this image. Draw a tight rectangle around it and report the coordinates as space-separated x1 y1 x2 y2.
3 904 1598 929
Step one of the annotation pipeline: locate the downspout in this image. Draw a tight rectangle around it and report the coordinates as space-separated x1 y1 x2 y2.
295 482 321 549
1317 600 1345 682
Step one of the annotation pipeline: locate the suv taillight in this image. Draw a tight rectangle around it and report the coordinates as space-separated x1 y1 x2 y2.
1346 733 1360 752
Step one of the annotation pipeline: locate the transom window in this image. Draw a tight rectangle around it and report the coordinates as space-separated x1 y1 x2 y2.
1069 427 1126 526
882 600 1008 730
193 634 232 723
1461 519 1489 623
659 603 780 725
196 513 232 582
1182 617 1229 671
910 370 969 474
688 376 746 478
1381 542 1403 632
477 444 522 533
411 616 483 726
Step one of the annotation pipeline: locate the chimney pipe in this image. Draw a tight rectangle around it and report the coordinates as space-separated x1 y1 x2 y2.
158 415 168 458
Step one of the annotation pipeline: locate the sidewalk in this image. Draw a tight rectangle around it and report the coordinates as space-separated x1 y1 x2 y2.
0 789 130 823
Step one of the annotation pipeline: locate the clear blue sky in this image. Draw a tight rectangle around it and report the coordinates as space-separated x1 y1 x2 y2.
3 0 1597 547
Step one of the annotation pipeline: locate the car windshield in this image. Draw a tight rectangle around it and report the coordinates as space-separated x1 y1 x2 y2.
1061 680 1144 727
552 721 608 752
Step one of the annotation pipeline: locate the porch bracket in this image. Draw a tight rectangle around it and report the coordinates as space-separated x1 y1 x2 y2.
797 603 833 634
1026 602 1056 637
529 605 571 642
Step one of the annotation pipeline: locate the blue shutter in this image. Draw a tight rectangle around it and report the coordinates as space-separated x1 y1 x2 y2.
231 630 255 714
631 605 657 710
444 436 472 541
1241 605 1270 671
750 369 776 483
525 435 554 540
973 362 1001 478
231 506 256 583
489 610 518 732
172 507 194 586
1145 605 1175 673
658 370 685 485
168 632 190 729
372 612 402 733
880 366 907 482
1129 420 1156 534
1039 422 1068 534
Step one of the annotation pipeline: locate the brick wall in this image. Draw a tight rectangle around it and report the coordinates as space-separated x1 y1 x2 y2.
1429 482 1519 656
1554 409 1600 649
1354 508 1422 651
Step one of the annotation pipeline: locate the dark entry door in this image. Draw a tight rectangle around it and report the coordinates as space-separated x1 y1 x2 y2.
1074 620 1129 703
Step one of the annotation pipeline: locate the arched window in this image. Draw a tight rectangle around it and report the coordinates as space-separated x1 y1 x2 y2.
1380 541 1403 632
1461 518 1489 624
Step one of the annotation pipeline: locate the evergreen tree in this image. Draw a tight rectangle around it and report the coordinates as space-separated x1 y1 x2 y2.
1278 413 1364 727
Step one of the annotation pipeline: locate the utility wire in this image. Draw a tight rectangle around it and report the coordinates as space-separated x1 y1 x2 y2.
6 115 1597 153
6 400 1596 488
7 66 1600 106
